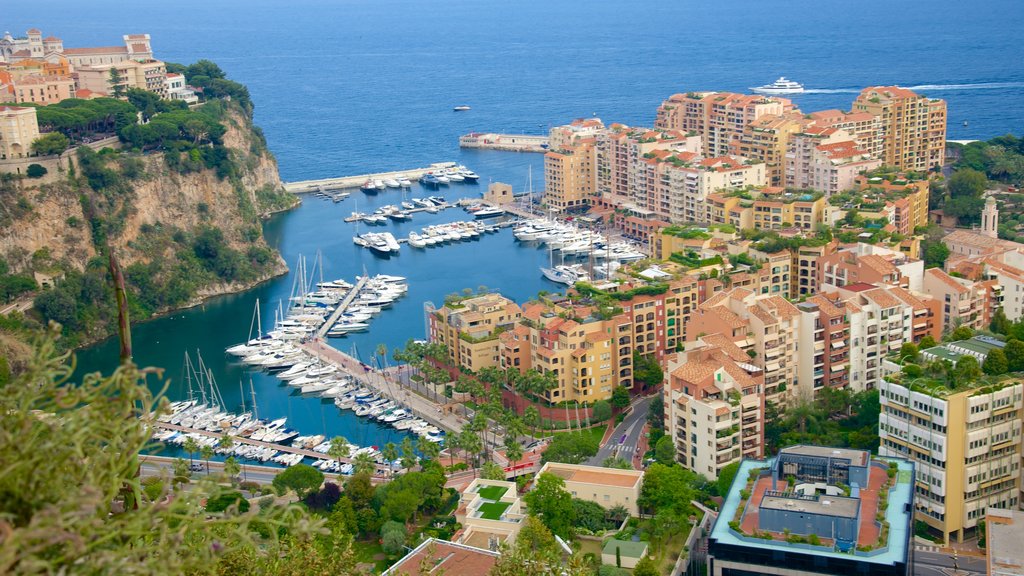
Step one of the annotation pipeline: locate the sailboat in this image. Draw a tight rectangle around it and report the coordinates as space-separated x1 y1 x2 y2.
226 299 269 356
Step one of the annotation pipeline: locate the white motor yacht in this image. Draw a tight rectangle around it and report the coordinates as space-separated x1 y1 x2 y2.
750 77 804 95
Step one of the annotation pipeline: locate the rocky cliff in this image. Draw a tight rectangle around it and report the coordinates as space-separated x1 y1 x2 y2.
0 99 299 349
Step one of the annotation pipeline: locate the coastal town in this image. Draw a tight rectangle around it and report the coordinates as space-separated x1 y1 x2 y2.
2 19 1024 576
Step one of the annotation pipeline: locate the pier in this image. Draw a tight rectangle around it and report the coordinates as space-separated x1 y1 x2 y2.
459 132 549 152
316 275 369 337
282 162 457 194
150 421 392 474
299 339 467 437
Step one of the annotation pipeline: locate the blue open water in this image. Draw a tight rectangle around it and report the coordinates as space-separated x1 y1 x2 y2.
7 0 1024 445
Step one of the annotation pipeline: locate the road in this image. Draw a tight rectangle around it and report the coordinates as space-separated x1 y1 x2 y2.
914 548 985 576
587 396 652 466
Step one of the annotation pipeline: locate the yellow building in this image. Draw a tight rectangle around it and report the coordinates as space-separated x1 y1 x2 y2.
544 141 596 212
654 91 794 157
8 74 75 105
428 293 522 373
853 86 947 172
732 112 811 187
705 187 827 232
0 105 40 159
536 462 644 516
76 59 167 98
879 378 1023 544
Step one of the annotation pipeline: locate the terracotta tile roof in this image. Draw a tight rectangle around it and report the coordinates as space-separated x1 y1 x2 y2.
706 306 748 329
888 286 927 309
701 333 749 363
65 46 128 55
817 140 869 159
43 36 61 42
863 288 901 309
131 43 150 53
925 268 969 294
671 361 718 386
761 296 800 319
26 28 41 35
858 254 897 276
859 86 921 100
720 360 758 388
807 294 844 317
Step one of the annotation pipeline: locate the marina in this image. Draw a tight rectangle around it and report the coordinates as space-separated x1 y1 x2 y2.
282 161 461 194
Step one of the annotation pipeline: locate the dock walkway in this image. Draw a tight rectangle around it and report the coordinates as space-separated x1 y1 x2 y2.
150 421 391 473
316 275 369 337
283 162 457 194
459 133 548 153
299 340 466 436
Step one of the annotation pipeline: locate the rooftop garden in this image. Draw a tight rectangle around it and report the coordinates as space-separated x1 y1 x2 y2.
669 251 723 269
725 188 824 204
477 485 509 501
477 501 512 520
661 226 711 240
743 228 833 253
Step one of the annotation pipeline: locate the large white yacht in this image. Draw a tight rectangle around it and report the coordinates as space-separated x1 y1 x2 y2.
750 77 804 95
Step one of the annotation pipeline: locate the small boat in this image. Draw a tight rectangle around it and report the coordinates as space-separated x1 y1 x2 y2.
373 179 385 189
401 202 416 210
360 180 378 194
541 266 577 286
750 77 804 95
408 232 427 248
434 173 450 184
473 206 506 219
458 166 479 181
384 178 401 188
453 105 471 111
387 211 412 222
421 173 440 186
398 176 413 187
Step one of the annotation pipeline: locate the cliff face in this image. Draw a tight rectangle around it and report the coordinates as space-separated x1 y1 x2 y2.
0 104 294 273
0 100 299 348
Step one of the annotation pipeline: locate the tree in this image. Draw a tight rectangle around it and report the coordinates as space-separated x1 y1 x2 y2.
172 457 191 479
523 473 576 538
419 438 441 463
0 333 359 574
223 456 241 481
523 406 540 441
1004 339 1024 372
991 308 1011 335
108 67 126 98
611 385 631 410
344 471 375 508
200 444 214 474
328 436 350 461
353 452 376 475
481 461 506 480
591 400 612 423
182 436 199 467
541 431 599 464
31 132 70 157
26 164 47 178
632 555 659 576
654 435 675 466
602 456 632 469
919 335 938 349
382 442 399 466
647 393 664 430
949 326 974 342
632 351 664 391
983 348 1009 375
951 355 983 388
205 491 250 514
458 430 482 469
717 461 740 496
899 342 919 362
381 520 407 555
504 438 524 469
272 463 324 498
948 168 987 198
400 437 417 472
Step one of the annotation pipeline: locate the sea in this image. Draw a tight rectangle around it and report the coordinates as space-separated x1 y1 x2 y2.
6 0 1024 451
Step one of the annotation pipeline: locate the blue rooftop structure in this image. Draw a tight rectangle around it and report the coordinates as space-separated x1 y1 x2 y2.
708 446 914 576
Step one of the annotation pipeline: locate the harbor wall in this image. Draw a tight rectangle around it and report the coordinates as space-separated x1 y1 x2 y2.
459 132 549 153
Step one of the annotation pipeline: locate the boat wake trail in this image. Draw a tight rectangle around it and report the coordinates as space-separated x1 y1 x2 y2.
802 81 1024 95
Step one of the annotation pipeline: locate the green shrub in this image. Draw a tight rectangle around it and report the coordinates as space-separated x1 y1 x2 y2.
26 164 48 178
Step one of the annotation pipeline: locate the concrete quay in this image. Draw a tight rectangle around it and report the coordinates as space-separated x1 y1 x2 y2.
300 339 467 436
459 132 548 153
282 161 457 193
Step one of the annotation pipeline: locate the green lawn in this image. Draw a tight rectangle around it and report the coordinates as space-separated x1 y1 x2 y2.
351 539 389 572
553 424 608 445
477 485 508 501
477 501 512 520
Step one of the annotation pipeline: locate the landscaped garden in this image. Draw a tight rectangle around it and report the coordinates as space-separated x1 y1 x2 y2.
478 501 512 520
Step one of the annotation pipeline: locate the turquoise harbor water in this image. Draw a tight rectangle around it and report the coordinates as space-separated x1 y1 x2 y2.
7 0 1024 445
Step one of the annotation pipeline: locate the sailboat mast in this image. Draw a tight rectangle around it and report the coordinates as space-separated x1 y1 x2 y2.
249 379 259 421
239 380 246 413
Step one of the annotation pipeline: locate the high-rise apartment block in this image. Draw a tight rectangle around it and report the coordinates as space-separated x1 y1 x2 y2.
852 86 947 172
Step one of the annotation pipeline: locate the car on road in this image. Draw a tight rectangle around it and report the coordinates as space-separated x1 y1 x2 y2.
189 463 204 472
619 434 627 444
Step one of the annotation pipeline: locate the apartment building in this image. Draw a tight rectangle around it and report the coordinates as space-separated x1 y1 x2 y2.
664 336 765 479
5 74 75 105
852 86 947 172
0 105 40 160
638 152 767 223
594 124 698 203
705 187 827 232
688 288 801 404
544 140 596 212
808 108 883 158
785 129 881 196
732 112 811 186
819 243 925 292
794 294 852 395
879 377 1023 544
921 268 987 332
654 91 794 157
794 242 838 297
428 293 522 373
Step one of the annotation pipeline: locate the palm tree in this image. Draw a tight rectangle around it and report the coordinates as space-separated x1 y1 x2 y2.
419 438 441 463
353 452 376 475
200 444 214 474
400 437 417 472
607 504 629 525
223 456 241 483
523 406 540 443
382 442 399 477
182 437 199 468
328 436 351 462
458 430 482 473
504 438 524 472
